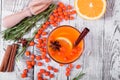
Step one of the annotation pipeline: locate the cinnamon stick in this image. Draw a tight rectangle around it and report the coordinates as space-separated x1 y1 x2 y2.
9 44 18 71
0 45 12 72
7 44 18 72
74 28 89 47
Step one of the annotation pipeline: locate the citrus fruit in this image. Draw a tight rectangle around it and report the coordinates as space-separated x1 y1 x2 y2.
75 0 106 20
56 37 73 49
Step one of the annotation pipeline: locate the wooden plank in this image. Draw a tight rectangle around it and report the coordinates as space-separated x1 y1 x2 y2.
103 0 120 80
0 0 34 80
34 0 70 80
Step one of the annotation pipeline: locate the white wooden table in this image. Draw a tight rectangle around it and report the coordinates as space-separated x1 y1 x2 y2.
0 0 120 80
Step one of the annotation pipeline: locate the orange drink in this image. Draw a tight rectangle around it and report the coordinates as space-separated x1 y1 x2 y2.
47 25 84 64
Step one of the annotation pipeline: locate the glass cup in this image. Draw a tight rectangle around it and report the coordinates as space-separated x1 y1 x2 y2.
47 25 84 64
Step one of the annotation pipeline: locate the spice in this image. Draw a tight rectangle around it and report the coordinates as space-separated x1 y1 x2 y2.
7 44 18 72
0 45 12 72
0 44 18 72
49 40 61 51
74 28 89 47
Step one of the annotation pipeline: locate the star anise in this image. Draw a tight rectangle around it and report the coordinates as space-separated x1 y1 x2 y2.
49 40 61 51
18 38 28 47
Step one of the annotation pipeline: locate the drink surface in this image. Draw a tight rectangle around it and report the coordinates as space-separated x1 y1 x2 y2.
47 26 84 63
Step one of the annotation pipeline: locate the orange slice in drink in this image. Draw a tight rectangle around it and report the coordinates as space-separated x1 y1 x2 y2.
75 0 106 20
56 37 73 50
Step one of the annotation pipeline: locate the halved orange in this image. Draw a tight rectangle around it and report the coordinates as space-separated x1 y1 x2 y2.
75 0 106 20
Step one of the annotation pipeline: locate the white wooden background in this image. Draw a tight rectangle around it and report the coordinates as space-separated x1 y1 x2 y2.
0 0 120 80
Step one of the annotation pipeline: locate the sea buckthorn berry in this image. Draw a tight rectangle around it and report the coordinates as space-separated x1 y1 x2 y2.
27 65 33 69
40 69 46 73
38 62 43 66
21 73 27 78
49 74 54 78
31 60 36 66
26 61 31 65
53 68 59 72
76 64 81 69
47 66 53 70
25 51 31 56
23 69 28 74
37 72 42 77
30 54 35 60
29 41 35 46
36 55 41 60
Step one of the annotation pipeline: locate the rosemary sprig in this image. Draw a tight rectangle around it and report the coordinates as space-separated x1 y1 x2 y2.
73 72 85 80
16 4 56 58
2 4 56 41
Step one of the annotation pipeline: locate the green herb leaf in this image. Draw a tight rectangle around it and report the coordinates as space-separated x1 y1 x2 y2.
73 72 85 80
2 4 56 41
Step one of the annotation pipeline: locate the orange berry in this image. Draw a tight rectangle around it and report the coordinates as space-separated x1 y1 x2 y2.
30 54 35 60
27 65 33 69
53 13 59 17
29 41 35 46
42 52 46 55
37 72 42 77
36 55 41 60
63 12 68 16
49 74 54 78
40 48 44 52
49 15 54 20
61 15 65 19
41 54 46 59
47 66 53 70
57 18 62 22
42 32 48 36
57 7 62 12
45 21 50 25
53 68 59 72
69 16 74 20
66 67 70 72
38 39 43 43
66 71 70 76
23 69 28 74
43 78 48 80
59 64 64 66
31 61 36 66
21 73 27 78
69 63 73 69
42 37 47 42
35 34 40 39
45 71 50 76
76 64 81 69
38 62 43 66
45 58 50 63
38 30 42 35
53 9 57 13
67 5 72 9
64 16 69 20
36 44 41 48
58 12 63 16
25 51 31 56
58 2 64 8
40 69 46 73
64 57 68 61
71 10 77 14
42 25 48 29
38 77 43 80
26 61 31 65
52 23 58 27
63 6 67 10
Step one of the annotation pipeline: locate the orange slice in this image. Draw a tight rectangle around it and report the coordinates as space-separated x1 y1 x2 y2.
56 37 73 49
75 0 106 20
